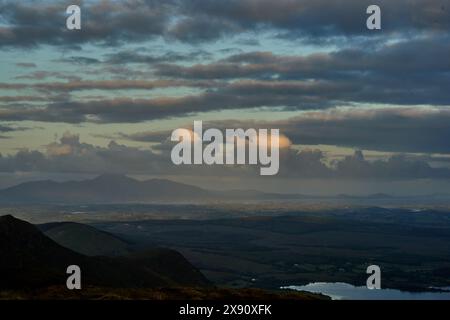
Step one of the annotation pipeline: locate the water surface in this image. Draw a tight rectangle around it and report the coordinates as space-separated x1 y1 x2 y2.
282 282 450 300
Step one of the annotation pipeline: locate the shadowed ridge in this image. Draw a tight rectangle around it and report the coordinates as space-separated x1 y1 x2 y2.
38 221 132 256
0 214 85 288
0 215 210 289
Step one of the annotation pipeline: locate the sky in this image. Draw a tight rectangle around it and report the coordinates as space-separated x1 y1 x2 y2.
0 0 450 195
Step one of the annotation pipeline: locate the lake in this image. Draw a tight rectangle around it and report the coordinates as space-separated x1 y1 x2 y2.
282 282 450 300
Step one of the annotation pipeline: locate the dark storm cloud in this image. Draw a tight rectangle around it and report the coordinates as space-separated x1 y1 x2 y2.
0 0 449 47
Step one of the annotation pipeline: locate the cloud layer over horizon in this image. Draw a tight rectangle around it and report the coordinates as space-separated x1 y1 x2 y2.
1 0 449 192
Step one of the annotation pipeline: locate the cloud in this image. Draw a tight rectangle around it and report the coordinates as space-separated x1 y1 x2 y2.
0 132 168 174
1 0 449 177
103 50 212 65
0 0 171 48
15 62 36 68
116 130 173 143
154 35 450 106
2 78 449 158
0 95 50 102
1 131 450 181
333 150 450 180
55 56 101 65
14 71 82 81
66 79 215 91
0 125 19 132
0 0 448 48
2 30 449 124
0 79 217 92
116 106 449 156
276 107 450 154
200 107 450 154
174 37 450 80
0 124 32 138
178 0 450 41
0 80 338 123
276 148 450 179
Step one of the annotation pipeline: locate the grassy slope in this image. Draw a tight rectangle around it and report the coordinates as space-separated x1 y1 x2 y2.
0 286 329 300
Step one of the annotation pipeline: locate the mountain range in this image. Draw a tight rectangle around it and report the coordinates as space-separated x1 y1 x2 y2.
0 174 210 204
0 174 447 204
0 174 300 204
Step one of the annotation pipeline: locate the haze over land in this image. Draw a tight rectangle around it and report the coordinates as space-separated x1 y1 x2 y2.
1 174 450 206
3 205 450 295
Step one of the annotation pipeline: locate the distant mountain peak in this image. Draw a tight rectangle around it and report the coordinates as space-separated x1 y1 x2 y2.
91 173 135 182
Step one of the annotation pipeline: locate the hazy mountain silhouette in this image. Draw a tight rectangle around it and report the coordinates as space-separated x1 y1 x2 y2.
0 215 210 289
0 174 211 204
0 174 303 204
0 174 433 204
